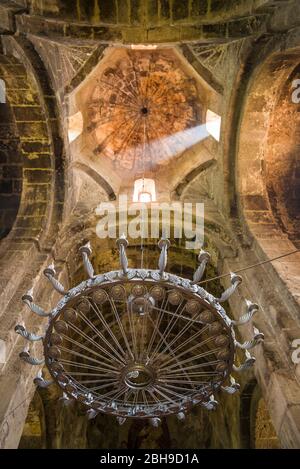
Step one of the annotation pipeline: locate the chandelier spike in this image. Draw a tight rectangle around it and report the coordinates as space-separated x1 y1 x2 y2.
231 300 259 326
177 411 186 421
235 327 264 350
117 416 127 425
233 350 256 372
15 323 44 342
79 242 95 279
201 395 218 410
150 417 161 427
22 289 50 317
116 234 129 275
19 347 44 365
86 409 99 420
221 376 240 394
192 249 211 283
59 392 74 406
43 263 67 295
33 370 53 388
158 237 170 276
218 272 242 302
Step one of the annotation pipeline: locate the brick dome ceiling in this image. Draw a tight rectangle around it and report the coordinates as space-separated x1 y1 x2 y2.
80 49 202 172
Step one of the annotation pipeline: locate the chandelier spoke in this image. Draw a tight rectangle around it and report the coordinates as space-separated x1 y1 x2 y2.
145 294 169 359
58 345 120 372
147 315 196 389
160 359 221 375
101 385 127 401
152 319 209 366
148 300 186 362
125 298 139 360
89 302 128 361
71 378 117 384
158 371 220 378
88 381 120 393
152 386 178 406
108 297 134 360
138 308 148 361
158 338 220 372
157 378 213 386
158 324 211 367
61 333 120 371
151 303 203 324
68 311 126 365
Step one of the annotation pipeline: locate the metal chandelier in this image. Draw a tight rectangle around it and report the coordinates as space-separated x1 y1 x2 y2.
16 236 264 426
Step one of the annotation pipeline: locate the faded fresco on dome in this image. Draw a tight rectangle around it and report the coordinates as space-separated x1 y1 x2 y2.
82 49 202 172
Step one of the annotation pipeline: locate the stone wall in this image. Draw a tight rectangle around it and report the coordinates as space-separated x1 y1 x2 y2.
26 0 272 24
0 0 300 450
2 0 279 43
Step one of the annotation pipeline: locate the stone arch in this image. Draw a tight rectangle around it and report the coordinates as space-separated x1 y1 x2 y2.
0 36 65 449
227 32 300 450
239 379 257 449
0 81 22 239
237 49 300 244
240 379 280 449
0 35 64 247
253 395 281 449
71 162 116 201
234 37 300 310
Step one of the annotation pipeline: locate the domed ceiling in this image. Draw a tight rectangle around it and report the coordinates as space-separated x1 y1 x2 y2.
77 48 203 174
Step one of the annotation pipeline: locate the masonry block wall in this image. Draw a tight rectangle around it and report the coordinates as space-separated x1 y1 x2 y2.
12 0 275 43
0 0 299 450
26 0 272 23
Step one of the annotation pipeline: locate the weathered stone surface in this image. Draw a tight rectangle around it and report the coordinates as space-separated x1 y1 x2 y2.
75 48 202 173
0 0 300 452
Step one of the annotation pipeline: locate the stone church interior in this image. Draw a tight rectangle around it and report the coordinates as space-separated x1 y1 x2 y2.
0 0 299 450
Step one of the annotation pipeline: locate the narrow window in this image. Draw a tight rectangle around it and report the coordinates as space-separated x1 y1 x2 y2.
133 178 156 202
206 109 221 141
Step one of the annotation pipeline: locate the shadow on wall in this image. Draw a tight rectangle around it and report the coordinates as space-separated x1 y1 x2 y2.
18 391 46 449
0 97 22 240
240 380 281 449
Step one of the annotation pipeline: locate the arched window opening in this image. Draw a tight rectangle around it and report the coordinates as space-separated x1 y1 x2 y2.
0 98 22 240
133 178 156 202
206 109 221 142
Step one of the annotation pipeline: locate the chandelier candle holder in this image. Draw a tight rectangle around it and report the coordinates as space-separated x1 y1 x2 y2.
16 237 264 426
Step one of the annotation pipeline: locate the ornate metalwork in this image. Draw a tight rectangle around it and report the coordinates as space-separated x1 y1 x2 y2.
17 237 263 423
80 242 95 279
43 264 67 295
231 300 259 326
193 250 211 283
19 346 44 366
22 289 50 317
217 273 242 302
15 324 44 342
33 370 53 388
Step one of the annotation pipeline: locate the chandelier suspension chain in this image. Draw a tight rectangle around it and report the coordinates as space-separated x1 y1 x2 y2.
140 119 147 269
